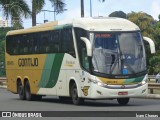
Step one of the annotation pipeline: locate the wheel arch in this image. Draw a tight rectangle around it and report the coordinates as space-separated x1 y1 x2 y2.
24 77 29 85
69 78 82 97
16 77 23 93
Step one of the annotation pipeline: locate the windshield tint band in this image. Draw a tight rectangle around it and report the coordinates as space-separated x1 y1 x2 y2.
93 70 147 79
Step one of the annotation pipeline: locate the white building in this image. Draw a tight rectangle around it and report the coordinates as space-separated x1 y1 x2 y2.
0 17 8 27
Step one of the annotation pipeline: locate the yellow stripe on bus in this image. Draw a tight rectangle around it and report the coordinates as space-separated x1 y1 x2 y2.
97 77 126 85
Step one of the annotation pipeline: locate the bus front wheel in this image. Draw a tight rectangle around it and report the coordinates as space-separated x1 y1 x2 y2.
117 98 129 105
71 83 84 105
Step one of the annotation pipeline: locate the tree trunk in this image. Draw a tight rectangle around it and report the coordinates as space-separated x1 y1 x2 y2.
81 0 84 17
32 0 36 26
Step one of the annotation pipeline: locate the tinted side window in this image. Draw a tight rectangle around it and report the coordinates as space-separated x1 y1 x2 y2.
6 36 14 54
32 33 39 54
50 30 60 53
39 31 50 53
7 29 75 55
7 35 23 55
62 28 75 57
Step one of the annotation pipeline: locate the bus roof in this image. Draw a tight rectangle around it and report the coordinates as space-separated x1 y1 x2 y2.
7 17 140 36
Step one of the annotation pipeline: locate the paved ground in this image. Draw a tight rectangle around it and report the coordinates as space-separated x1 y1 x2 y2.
0 88 160 120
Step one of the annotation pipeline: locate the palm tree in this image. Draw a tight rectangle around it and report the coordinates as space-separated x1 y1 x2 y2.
0 0 31 29
81 0 105 17
32 0 65 26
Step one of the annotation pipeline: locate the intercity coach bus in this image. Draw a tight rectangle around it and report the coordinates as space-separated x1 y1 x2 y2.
6 17 155 105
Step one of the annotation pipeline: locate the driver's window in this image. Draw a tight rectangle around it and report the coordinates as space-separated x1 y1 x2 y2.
82 47 89 71
75 28 90 71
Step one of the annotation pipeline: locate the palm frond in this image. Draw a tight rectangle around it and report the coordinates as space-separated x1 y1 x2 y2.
18 0 31 18
0 0 31 28
49 0 66 14
99 0 105 2
11 17 23 29
32 0 45 14
0 0 31 19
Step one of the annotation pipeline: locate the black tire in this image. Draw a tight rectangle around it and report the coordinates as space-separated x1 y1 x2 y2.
17 81 25 100
59 96 71 102
71 83 84 105
34 95 42 101
24 81 42 101
24 81 34 101
117 98 129 105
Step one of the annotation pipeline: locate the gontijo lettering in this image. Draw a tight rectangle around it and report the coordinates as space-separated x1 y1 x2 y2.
18 58 38 67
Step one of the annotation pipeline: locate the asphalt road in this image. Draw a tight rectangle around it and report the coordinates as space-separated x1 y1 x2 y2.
0 88 160 120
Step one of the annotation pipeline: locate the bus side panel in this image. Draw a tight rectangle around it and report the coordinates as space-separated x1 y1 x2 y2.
22 54 47 95
57 54 80 97
6 53 21 93
37 54 80 97
6 69 17 93
37 54 64 95
60 54 84 97
6 53 47 94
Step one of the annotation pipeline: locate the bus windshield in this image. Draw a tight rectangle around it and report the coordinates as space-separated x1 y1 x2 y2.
92 32 146 75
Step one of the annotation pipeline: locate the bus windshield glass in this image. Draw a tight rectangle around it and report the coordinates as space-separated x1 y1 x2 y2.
92 32 146 75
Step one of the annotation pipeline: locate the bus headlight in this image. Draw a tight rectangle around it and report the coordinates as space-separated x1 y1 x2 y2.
140 75 148 85
88 78 108 87
141 80 146 85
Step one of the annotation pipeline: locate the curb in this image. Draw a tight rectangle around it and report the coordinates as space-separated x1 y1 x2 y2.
0 81 7 88
146 94 160 99
136 94 160 99
0 85 7 89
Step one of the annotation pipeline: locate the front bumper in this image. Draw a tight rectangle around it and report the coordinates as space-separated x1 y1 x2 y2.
83 83 148 99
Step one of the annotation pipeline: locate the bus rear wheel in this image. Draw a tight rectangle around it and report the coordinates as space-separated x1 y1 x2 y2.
24 81 34 101
71 83 84 105
117 98 129 105
17 81 25 100
24 81 42 101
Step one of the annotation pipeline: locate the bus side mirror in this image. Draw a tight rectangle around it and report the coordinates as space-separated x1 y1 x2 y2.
80 37 92 56
143 37 156 54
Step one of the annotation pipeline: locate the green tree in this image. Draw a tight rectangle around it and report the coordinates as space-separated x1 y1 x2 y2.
0 0 31 29
159 14 160 21
32 0 66 26
127 12 160 74
127 12 154 38
0 27 15 76
150 21 160 74
153 21 160 49
109 11 127 18
0 40 5 76
148 56 160 74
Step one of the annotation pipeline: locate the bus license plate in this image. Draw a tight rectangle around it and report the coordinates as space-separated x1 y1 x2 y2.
118 92 128 95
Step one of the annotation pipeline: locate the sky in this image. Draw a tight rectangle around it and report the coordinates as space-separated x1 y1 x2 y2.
0 0 160 28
